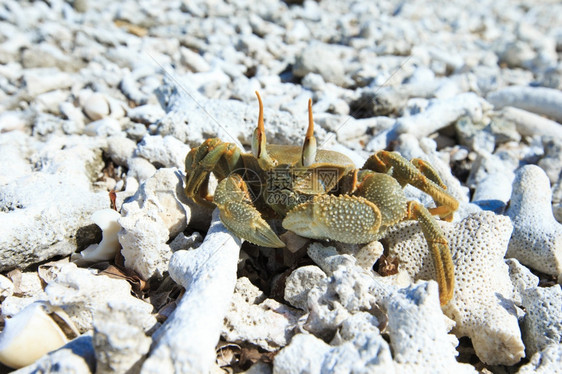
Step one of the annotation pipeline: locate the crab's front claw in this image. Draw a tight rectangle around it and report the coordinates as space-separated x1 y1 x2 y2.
283 194 382 244
214 175 285 248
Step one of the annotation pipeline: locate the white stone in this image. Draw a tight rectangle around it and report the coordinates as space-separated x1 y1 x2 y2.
106 135 137 167
387 282 475 373
12 333 95 374
84 117 122 137
135 135 190 169
499 106 562 140
119 168 198 280
22 68 72 97
126 156 157 182
0 137 108 271
505 258 539 305
180 47 211 72
506 165 562 278
273 334 330 374
0 110 29 132
6 271 43 298
83 92 110 121
0 302 77 369
127 104 166 126
293 41 349 86
517 344 562 374
284 265 327 310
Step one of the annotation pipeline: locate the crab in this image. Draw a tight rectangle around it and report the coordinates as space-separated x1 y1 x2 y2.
185 92 459 305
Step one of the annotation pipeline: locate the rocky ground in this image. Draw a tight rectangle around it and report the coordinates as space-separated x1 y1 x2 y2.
0 0 561 373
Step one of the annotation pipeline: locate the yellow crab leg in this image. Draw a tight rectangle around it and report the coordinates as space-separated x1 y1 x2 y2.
214 174 285 248
364 151 458 221
411 158 448 190
406 201 455 305
185 139 242 203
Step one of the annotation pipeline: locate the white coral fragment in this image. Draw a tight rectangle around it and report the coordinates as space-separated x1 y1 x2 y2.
284 265 327 310
141 210 241 374
281 243 471 372
387 282 476 373
517 344 562 374
93 300 152 374
520 285 562 357
118 168 200 280
385 211 525 365
45 263 155 334
505 258 539 305
506 165 562 278
222 277 303 351
487 86 562 122
273 313 394 374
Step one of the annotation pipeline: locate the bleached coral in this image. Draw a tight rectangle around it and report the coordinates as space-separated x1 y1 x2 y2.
273 313 394 374
385 211 525 365
506 165 562 278
141 210 241 374
282 243 474 372
517 344 562 374
222 277 304 351
505 258 539 305
387 282 476 373
520 285 562 357
118 168 207 280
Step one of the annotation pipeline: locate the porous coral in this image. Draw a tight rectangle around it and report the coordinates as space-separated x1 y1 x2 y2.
385 211 525 365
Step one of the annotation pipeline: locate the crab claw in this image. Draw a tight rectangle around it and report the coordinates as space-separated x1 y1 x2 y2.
283 194 382 244
214 174 285 248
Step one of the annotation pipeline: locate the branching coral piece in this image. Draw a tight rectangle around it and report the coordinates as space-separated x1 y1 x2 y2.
506 165 562 278
385 211 525 365
141 210 241 374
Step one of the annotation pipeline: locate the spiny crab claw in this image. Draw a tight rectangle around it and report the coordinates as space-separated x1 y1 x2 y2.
283 194 383 244
214 174 285 248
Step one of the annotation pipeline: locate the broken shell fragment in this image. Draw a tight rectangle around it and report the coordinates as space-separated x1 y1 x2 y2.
0 301 79 369
72 209 122 264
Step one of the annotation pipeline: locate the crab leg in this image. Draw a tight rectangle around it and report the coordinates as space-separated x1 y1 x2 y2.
364 151 458 221
214 174 285 248
410 158 447 190
405 201 455 305
185 139 243 207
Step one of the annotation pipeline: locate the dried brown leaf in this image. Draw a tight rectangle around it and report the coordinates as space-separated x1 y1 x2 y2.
378 254 399 276
37 257 71 285
98 265 148 295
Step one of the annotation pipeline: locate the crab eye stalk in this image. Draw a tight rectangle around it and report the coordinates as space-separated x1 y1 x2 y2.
252 91 277 169
301 98 317 167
